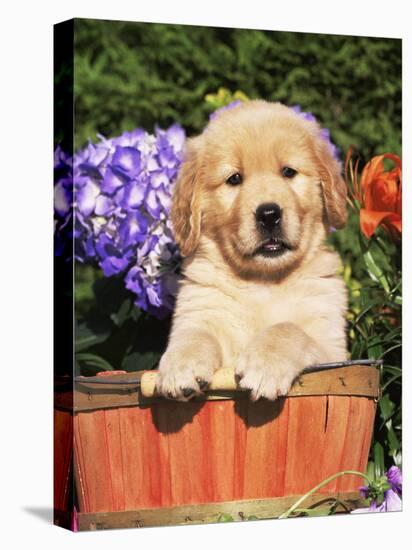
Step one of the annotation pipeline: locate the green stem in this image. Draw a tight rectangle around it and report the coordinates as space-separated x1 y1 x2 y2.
278 470 370 519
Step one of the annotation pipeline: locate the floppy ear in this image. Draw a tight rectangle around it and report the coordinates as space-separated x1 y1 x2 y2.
315 139 347 229
171 138 202 256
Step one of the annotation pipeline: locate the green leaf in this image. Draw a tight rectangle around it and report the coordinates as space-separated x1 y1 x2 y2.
292 508 330 518
121 350 161 372
76 352 115 372
381 372 402 392
367 461 376 482
379 393 395 423
386 420 400 454
362 248 391 294
75 319 112 352
110 298 133 327
393 295 402 305
217 513 234 523
373 442 385 479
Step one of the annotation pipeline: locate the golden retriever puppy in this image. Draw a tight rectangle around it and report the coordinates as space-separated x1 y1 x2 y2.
156 100 348 401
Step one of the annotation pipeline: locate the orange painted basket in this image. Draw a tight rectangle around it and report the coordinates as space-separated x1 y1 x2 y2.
54 361 380 530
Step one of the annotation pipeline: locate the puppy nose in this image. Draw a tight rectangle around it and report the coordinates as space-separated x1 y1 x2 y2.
256 203 282 231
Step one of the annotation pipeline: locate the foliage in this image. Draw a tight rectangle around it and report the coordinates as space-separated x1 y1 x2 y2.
280 466 402 518
338 150 402 471
205 87 249 110
73 19 401 158
74 272 171 376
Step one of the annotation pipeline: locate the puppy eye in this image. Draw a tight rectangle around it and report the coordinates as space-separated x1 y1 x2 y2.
226 173 243 186
282 166 297 178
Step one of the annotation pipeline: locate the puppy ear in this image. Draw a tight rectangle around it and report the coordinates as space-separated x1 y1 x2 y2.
171 138 202 256
315 139 348 229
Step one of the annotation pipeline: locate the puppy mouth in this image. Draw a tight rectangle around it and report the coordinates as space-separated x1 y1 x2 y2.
254 238 292 258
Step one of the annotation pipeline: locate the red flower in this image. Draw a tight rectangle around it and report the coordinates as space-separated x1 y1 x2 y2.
360 154 402 240
346 150 402 241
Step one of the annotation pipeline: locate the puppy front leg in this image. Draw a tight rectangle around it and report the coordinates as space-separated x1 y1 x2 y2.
236 322 328 401
156 328 221 400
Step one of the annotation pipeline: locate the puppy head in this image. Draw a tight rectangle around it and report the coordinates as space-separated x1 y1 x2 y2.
171 100 346 277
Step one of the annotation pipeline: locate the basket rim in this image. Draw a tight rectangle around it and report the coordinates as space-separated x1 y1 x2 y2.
53 361 382 412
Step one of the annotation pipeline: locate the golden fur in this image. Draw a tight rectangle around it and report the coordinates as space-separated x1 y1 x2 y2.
156 100 348 401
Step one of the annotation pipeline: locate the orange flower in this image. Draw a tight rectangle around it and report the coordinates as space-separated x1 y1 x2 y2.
346 150 402 241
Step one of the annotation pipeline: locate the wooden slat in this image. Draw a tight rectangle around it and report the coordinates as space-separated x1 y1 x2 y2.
359 400 377 473
74 411 114 512
53 409 73 511
77 491 365 530
73 413 89 512
103 409 125 511
150 403 173 507
119 406 164 510
243 398 289 499
67 365 380 412
284 396 328 494
152 401 213 506
317 396 352 493
207 400 237 502
337 397 376 492
233 399 248 500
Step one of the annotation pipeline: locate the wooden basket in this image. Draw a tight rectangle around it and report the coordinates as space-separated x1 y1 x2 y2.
54 362 380 530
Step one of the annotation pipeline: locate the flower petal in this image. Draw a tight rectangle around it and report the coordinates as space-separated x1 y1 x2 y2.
360 209 402 239
112 146 141 176
101 165 128 195
360 154 402 206
387 466 402 495
119 181 146 210
94 195 115 216
76 181 100 216
384 489 402 512
54 181 72 217
166 123 186 152
119 212 148 248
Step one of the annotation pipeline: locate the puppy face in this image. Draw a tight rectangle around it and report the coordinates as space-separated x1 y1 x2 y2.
171 101 347 278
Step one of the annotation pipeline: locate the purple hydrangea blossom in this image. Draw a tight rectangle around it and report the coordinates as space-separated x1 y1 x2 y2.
291 105 340 161
352 466 402 513
54 146 75 257
54 124 185 318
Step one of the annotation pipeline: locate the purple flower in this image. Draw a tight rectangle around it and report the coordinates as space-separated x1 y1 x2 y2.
76 180 100 216
118 211 148 249
387 465 402 495
117 180 146 210
101 165 129 195
291 104 340 161
291 104 317 123
54 148 74 258
352 466 402 514
54 124 185 317
209 100 242 120
112 146 141 177
54 180 72 217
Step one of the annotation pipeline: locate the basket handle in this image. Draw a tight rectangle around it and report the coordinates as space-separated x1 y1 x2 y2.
140 367 237 398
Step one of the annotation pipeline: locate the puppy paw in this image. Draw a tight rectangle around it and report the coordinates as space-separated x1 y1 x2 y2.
156 351 214 401
236 349 301 401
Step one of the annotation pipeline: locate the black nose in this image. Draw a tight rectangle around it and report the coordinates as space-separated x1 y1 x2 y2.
256 203 282 232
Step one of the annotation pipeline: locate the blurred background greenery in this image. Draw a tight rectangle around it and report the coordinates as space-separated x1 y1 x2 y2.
73 19 401 157
64 19 401 472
